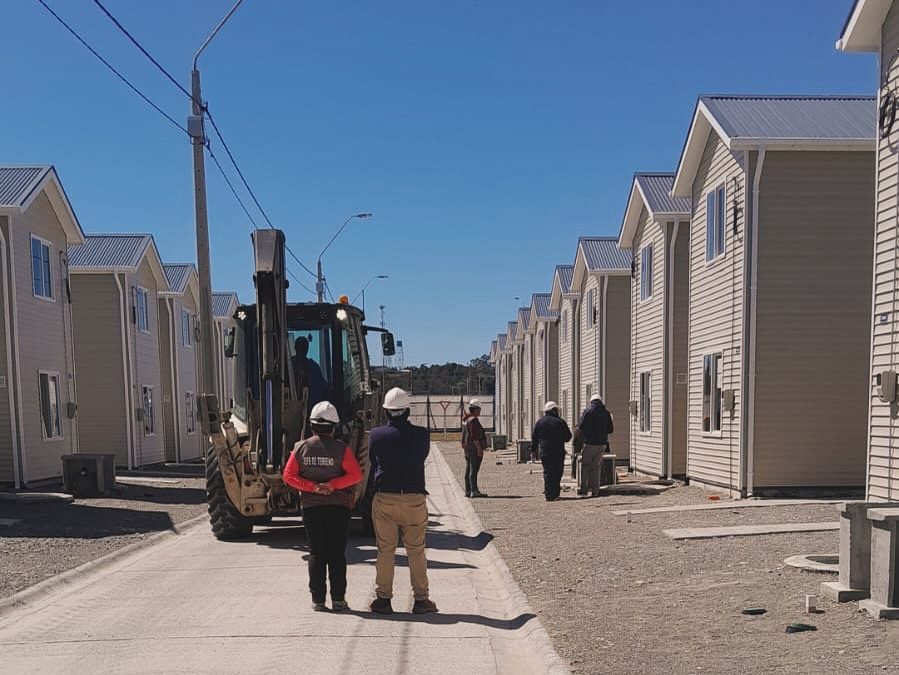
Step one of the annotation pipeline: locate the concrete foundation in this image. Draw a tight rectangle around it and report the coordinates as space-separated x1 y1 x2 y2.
820 502 884 603
859 507 899 620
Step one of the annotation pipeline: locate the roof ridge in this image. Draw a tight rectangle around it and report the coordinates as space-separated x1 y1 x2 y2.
635 171 676 177
162 262 196 267
700 93 875 101
578 235 618 241
82 232 153 238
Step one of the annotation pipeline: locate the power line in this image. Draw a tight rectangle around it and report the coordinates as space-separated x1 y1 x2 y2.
287 268 315 296
206 150 260 229
90 0 197 106
34 0 187 135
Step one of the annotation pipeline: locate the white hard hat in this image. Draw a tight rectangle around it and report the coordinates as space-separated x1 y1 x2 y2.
310 401 340 425
383 387 411 410
468 398 482 409
590 393 603 403
544 401 558 413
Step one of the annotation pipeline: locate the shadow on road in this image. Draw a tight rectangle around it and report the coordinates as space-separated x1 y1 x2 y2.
111 485 206 506
0 503 176 539
350 609 537 631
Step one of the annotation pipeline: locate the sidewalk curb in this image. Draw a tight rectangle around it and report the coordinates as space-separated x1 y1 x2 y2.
0 513 208 620
430 444 571 675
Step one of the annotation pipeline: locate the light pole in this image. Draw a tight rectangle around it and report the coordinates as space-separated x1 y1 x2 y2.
189 0 244 427
316 212 373 302
352 274 388 313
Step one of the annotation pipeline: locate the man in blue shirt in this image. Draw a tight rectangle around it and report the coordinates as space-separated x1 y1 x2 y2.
367 388 438 615
531 401 572 501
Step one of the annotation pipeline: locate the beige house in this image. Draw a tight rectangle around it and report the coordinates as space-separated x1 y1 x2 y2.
494 333 509 437
618 173 691 478
517 306 534 438
527 293 559 424
159 263 202 463
507 320 521 441
671 94 875 495
212 291 239 410
549 264 577 430
839 0 899 502
570 237 632 464
69 234 169 469
0 166 85 487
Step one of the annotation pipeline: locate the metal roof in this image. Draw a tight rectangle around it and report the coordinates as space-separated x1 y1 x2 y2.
212 291 239 318
634 173 690 215
531 293 557 320
517 307 532 331
507 321 518 341
700 95 875 142
556 265 574 293
497 334 507 350
68 234 152 270
0 166 49 207
162 263 195 294
579 237 632 272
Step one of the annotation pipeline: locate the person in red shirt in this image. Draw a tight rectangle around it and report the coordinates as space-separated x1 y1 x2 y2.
282 401 362 612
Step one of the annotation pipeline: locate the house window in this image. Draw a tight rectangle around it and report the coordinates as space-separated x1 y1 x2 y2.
39 371 62 439
584 289 593 328
702 354 723 433
639 372 652 432
136 288 150 333
640 245 653 301
181 310 192 347
185 392 195 434
706 185 726 262
562 311 568 343
562 390 568 420
31 236 53 300
142 385 155 435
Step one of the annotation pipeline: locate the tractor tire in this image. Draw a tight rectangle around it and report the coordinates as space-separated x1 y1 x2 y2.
206 449 253 540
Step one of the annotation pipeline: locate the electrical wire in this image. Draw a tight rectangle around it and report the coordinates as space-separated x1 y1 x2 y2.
34 0 188 136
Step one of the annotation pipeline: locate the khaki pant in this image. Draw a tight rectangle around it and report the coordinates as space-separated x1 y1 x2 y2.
372 493 430 601
578 443 607 494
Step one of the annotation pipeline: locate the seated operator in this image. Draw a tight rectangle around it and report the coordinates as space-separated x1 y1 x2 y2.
293 336 329 409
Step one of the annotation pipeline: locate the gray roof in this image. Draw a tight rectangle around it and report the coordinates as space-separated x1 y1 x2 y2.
68 234 152 270
0 166 51 207
532 293 558 320
212 291 239 318
497 334 507 350
634 173 690 215
579 237 632 271
700 95 875 142
517 307 532 329
163 263 195 294
507 321 518 341
555 265 574 293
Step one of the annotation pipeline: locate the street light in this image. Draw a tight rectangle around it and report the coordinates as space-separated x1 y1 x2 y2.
352 274 388 313
316 213 373 302
190 0 244 423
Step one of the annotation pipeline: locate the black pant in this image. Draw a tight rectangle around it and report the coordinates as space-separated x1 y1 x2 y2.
541 452 564 501
464 453 483 495
302 505 351 602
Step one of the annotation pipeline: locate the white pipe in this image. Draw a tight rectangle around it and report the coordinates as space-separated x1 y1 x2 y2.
167 297 181 462
60 253 79 454
115 274 134 470
745 145 766 497
8 225 26 484
601 276 608 400
665 221 680 479
0 227 21 489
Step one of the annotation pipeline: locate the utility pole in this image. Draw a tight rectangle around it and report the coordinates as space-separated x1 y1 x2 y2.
189 0 244 432
379 304 387 387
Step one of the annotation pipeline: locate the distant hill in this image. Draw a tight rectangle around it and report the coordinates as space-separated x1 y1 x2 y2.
380 354 495 395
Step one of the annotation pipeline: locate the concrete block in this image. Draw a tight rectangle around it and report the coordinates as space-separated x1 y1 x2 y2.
819 501 888 603
860 508 899 620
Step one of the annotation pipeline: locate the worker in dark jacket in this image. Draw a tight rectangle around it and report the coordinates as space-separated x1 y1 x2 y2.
461 398 488 498
282 401 363 612
531 401 572 501
367 388 438 615
575 393 614 497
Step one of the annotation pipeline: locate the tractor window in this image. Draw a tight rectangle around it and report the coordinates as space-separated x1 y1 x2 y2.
341 324 367 403
289 325 333 408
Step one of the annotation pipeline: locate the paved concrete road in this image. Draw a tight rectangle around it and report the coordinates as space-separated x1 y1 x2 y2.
0 445 566 675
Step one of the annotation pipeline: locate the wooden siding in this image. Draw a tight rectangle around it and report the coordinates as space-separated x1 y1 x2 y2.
175 290 202 461
159 299 176 461
605 275 631 463
71 274 128 464
578 274 601 414
870 6 899 501
671 222 690 476
630 208 665 475
522 331 534 435
533 324 546 419
14 194 78 482
0 217 14 482
510 340 521 441
546 321 559 404
752 151 873 488
687 133 746 490
558 296 578 431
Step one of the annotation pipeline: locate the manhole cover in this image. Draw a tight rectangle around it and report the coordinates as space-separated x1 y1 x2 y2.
784 553 839 573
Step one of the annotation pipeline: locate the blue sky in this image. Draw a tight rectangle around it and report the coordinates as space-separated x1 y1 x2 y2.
2 1 875 365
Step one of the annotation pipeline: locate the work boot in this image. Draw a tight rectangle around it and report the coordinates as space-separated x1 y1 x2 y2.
471 491 487 498
312 602 328 612
412 598 439 614
370 597 393 614
331 600 349 612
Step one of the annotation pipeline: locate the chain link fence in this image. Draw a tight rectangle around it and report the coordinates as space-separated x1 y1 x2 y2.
406 394 495 432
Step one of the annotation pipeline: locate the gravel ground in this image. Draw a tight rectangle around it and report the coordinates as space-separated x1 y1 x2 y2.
437 442 899 675
0 477 206 599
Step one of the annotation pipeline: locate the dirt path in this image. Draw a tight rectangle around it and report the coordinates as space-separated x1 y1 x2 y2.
438 442 899 674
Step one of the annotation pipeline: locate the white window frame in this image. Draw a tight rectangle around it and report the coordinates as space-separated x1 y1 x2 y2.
705 184 727 263
185 391 195 434
30 235 54 302
142 385 155 436
561 311 568 344
181 309 192 347
639 371 652 433
135 287 150 334
640 244 653 301
38 370 63 441
702 353 723 435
